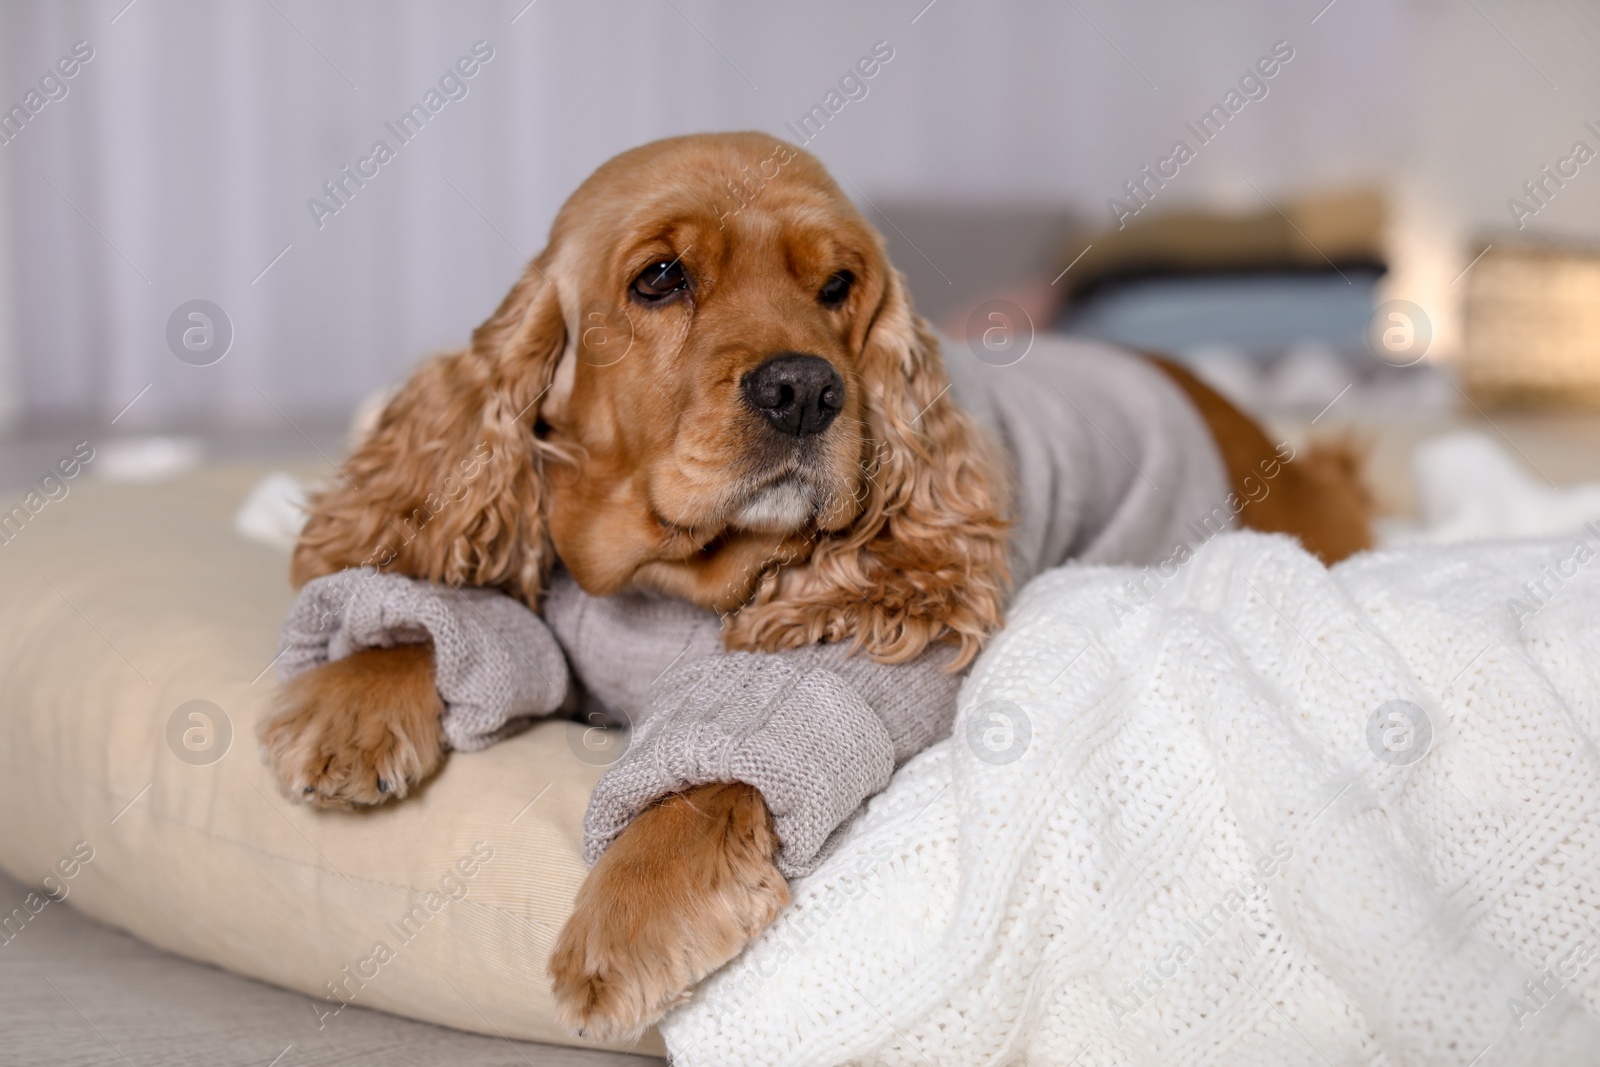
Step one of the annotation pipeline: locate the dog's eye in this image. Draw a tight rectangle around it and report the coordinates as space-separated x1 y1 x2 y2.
631 258 690 303
818 271 854 308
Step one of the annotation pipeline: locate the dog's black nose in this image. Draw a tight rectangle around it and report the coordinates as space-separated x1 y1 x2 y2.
741 354 845 437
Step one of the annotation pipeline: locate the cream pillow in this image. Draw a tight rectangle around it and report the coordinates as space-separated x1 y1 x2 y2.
0 466 662 1058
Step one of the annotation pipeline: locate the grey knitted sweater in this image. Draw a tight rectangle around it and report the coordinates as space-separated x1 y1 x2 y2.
279 335 1230 877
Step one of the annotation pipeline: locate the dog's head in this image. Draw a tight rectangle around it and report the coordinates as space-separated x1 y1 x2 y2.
294 132 1010 666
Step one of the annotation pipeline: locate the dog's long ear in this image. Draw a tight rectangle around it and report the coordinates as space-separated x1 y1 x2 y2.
290 261 568 606
725 268 1012 670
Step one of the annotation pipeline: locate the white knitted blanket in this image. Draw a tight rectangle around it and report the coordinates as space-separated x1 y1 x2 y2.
664 532 1600 1066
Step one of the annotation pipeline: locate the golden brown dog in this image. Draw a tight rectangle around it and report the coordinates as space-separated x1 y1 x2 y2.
259 131 1370 1040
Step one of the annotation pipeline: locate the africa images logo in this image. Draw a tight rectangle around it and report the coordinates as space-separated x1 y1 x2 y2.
306 41 495 230
0 40 94 148
1107 40 1294 229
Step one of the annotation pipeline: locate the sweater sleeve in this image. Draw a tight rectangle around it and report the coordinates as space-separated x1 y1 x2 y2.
580 641 964 879
277 568 570 752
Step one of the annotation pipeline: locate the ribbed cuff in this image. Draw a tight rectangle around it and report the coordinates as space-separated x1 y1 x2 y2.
278 568 570 752
581 652 896 879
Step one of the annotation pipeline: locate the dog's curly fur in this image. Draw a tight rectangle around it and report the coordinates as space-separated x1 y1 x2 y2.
721 309 1012 669
290 134 1011 672
266 131 1013 1042
288 270 570 604
259 131 1372 1043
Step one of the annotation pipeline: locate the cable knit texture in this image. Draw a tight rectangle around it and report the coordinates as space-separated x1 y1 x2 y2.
277 568 569 752
275 334 1233 875
277 566 966 877
581 653 897 879
661 532 1600 1066
538 566 725 727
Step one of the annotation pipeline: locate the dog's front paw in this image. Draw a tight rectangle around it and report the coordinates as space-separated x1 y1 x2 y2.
549 781 788 1041
258 644 444 809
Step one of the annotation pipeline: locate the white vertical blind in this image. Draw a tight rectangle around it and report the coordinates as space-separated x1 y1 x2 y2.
0 0 1595 424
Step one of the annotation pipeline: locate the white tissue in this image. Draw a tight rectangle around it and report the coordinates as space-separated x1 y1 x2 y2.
234 471 309 551
1379 430 1600 545
96 436 204 483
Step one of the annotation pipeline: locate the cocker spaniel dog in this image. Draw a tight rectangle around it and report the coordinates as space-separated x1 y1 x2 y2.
260 131 1371 1040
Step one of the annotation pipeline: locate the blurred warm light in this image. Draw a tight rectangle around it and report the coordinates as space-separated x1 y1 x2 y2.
1463 241 1600 408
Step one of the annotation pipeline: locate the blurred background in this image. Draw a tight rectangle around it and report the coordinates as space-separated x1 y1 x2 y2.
3 0 1600 529
5 5 1600 1062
